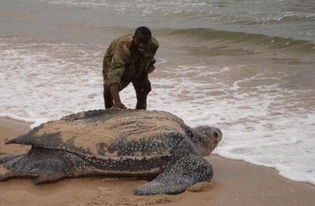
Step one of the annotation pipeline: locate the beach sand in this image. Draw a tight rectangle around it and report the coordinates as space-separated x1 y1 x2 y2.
0 117 314 206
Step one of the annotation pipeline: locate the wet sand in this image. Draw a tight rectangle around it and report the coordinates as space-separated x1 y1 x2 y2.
0 117 314 206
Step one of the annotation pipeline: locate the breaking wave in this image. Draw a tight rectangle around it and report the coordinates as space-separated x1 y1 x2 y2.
166 28 315 52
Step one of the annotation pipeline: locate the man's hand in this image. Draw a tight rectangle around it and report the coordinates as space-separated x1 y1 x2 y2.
109 83 126 109
112 102 127 109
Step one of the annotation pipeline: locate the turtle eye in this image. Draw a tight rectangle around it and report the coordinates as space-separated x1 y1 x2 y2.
214 131 218 138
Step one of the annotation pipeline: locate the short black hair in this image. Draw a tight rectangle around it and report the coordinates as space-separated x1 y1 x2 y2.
134 26 152 39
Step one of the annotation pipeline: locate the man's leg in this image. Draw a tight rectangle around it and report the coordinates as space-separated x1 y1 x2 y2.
103 84 113 109
133 74 151 110
103 58 114 109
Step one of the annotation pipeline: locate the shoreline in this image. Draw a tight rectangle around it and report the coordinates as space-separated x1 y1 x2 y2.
0 116 315 206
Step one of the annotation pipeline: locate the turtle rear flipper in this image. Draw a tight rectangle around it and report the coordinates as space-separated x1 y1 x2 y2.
0 153 29 182
0 165 27 181
133 154 213 195
0 153 25 165
32 173 66 184
0 166 14 181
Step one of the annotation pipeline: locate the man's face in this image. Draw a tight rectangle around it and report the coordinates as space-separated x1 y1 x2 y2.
132 34 150 53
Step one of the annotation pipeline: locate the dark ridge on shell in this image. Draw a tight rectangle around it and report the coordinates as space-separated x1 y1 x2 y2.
87 153 172 172
62 109 150 124
61 109 110 121
117 120 137 127
107 133 185 157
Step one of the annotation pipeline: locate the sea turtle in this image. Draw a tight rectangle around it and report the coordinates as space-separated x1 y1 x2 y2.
0 109 222 195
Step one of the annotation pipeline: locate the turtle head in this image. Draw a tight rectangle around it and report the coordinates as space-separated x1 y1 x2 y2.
193 126 222 156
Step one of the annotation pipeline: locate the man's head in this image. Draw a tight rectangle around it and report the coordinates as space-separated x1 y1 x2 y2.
132 26 152 52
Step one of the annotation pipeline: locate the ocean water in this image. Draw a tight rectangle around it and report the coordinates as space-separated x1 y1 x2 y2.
0 0 315 184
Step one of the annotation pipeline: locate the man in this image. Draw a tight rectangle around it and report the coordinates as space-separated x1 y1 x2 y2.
102 26 159 109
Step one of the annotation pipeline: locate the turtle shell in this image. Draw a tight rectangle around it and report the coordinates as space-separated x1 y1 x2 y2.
7 110 190 160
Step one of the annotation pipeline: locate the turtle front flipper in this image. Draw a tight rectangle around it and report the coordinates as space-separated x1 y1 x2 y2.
133 154 213 195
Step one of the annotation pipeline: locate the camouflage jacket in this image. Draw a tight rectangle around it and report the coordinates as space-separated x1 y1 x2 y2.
103 34 159 88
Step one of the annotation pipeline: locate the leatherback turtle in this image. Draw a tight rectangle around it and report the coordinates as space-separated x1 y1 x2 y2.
0 109 222 195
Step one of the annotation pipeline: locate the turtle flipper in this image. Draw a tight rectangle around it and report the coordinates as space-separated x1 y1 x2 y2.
33 173 66 184
133 154 213 195
0 153 25 165
0 166 13 181
0 165 25 181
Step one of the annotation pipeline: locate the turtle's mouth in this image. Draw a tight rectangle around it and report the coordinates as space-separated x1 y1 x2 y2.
204 128 223 156
213 128 223 143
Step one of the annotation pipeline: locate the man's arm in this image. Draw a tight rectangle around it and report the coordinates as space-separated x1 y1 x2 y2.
109 84 126 109
146 38 159 73
106 42 130 109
